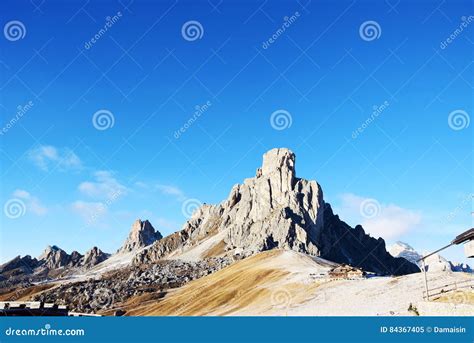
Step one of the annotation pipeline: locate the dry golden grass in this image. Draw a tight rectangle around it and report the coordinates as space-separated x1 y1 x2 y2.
202 239 226 258
100 291 168 316
124 250 322 316
435 290 474 305
0 284 56 301
388 278 399 285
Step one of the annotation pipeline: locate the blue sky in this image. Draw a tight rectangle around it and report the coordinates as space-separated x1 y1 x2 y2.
0 0 472 264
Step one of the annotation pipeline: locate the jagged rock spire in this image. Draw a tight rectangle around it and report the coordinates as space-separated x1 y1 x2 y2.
83 247 109 267
38 245 71 269
118 219 163 253
136 148 420 275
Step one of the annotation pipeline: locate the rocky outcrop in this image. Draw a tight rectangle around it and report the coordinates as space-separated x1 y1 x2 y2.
0 244 111 283
388 242 423 266
133 230 190 264
389 241 472 273
317 205 419 275
36 245 111 270
38 245 72 269
423 253 453 272
135 148 419 275
0 255 39 274
452 263 472 273
33 257 232 314
118 219 163 253
82 247 110 268
68 251 84 267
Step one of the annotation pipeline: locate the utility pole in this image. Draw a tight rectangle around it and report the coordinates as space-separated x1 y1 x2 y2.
421 259 429 300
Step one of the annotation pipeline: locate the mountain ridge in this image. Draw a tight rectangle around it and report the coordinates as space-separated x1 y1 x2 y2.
1 148 421 292
118 219 163 254
389 241 472 273
135 148 419 275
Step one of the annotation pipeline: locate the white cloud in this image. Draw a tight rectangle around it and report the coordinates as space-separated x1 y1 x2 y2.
12 189 48 216
71 200 107 225
135 181 186 201
12 189 30 198
335 193 422 240
28 145 82 171
134 181 148 188
154 184 186 201
73 171 125 227
78 170 127 200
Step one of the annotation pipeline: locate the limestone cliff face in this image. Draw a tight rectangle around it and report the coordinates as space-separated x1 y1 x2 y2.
221 148 324 256
134 148 419 275
318 205 419 275
0 255 39 274
38 245 72 269
118 219 163 253
134 149 323 264
82 247 110 268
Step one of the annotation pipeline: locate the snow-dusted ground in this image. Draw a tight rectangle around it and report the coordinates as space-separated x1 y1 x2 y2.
52 249 142 284
284 271 471 316
83 249 139 277
129 250 473 316
29 246 473 317
228 253 473 316
280 266 474 316
167 230 227 262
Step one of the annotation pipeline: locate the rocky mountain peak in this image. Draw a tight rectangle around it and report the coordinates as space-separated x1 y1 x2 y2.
38 245 70 269
259 148 295 179
0 244 111 279
83 246 109 267
118 219 163 253
68 251 84 267
136 148 420 275
0 255 39 274
389 241 472 273
391 241 415 251
388 241 422 267
39 245 60 257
